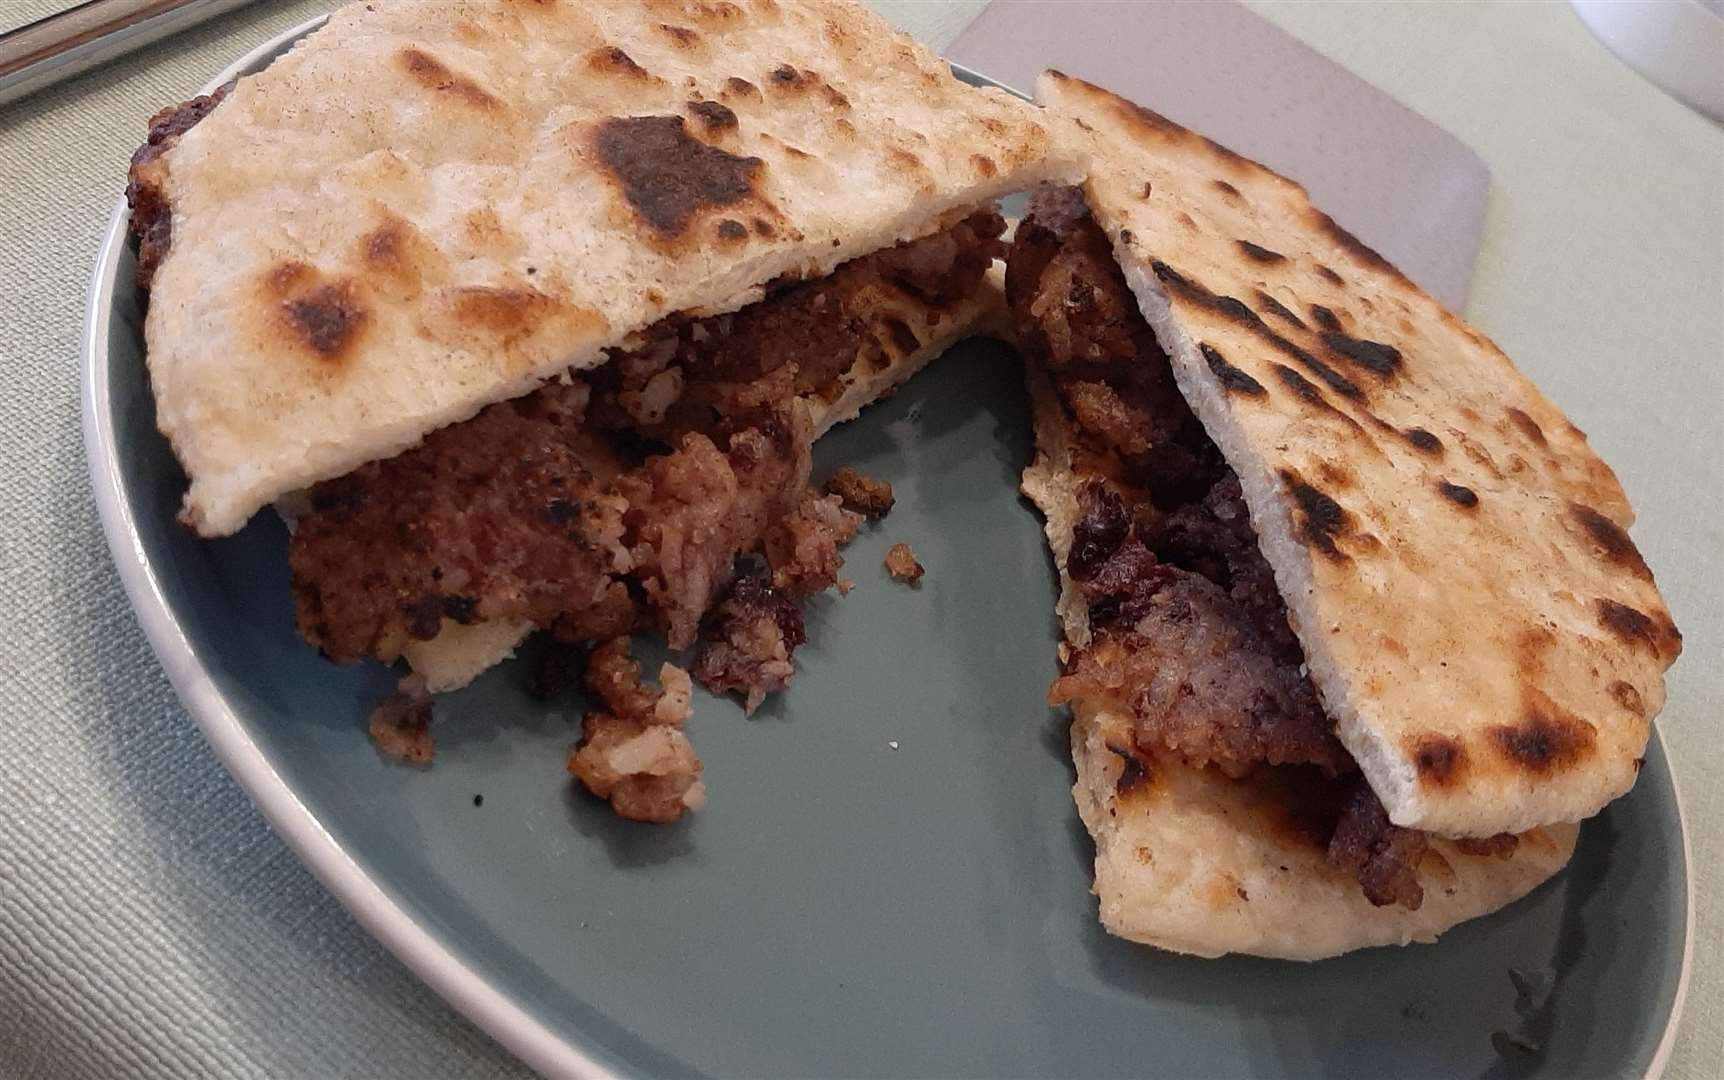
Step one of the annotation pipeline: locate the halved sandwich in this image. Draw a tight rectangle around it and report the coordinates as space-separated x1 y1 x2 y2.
1009 73 1680 959
126 0 1073 707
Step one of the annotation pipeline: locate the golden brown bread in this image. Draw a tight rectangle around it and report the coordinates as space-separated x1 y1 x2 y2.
136 0 1073 536
1022 358 1578 960
1037 71 1679 838
1067 694 1578 961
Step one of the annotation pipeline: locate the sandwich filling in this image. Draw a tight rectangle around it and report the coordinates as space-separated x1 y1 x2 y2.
288 208 1006 701
1007 186 1517 909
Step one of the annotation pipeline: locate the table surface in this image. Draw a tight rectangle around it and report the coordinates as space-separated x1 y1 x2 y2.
1 1 1717 1076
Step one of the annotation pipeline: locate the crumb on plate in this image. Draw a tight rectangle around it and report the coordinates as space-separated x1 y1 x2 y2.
823 465 895 517
885 542 924 584
368 672 434 764
568 638 706 823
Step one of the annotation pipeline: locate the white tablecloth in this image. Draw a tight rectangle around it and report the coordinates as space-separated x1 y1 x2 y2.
0 1 1716 1075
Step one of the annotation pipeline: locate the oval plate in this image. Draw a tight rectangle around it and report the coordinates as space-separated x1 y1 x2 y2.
83 17 1691 1079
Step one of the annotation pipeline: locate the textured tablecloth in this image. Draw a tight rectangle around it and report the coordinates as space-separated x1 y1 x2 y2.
0 1 1716 1076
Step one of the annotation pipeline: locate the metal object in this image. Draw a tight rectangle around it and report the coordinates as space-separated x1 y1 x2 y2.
0 0 263 107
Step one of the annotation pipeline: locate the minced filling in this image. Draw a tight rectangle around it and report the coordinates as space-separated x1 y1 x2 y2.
289 211 1005 705
567 638 705 824
1007 186 1503 909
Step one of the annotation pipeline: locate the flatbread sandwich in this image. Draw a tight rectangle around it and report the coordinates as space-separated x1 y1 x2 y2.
122 0 1682 944
125 0 1073 726
1008 72 1681 959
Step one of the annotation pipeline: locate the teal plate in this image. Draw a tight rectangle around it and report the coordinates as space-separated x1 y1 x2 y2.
83 18 1690 1079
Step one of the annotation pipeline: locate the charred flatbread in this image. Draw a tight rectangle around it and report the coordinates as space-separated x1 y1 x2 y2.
128 0 1070 699
1020 347 1576 960
1010 72 1676 957
1034 71 1678 839
130 0 1070 537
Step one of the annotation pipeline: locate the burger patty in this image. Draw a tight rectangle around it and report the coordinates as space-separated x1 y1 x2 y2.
289 212 1003 682
1049 483 1350 779
585 210 1006 445
1008 186 1434 909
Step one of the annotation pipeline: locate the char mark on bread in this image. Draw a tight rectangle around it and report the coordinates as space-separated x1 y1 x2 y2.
1200 344 1266 397
398 47 502 108
591 115 767 240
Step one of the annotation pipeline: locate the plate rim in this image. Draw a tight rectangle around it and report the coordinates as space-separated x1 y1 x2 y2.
78 14 1693 1080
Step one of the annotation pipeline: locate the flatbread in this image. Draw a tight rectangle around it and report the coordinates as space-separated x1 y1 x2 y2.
137 0 1073 536
1070 699 1579 961
1022 370 1578 961
401 619 534 696
1037 72 1679 838
405 271 1011 692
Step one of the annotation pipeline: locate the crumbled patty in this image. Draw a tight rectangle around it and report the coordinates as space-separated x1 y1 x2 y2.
615 422 810 649
765 489 862 598
688 487 862 710
290 213 997 673
1009 185 1432 908
884 542 924 583
1141 474 1303 664
1327 779 1429 908
1005 185 1218 505
290 381 639 663
824 466 894 517
568 639 705 823
691 575 805 712
367 673 434 764
1050 492 1347 778
584 210 1006 445
293 400 804 663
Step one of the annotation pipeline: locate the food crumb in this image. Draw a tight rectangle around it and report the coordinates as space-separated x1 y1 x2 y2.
368 673 434 764
569 638 705 823
692 575 804 714
473 794 484 807
888 740 899 750
885 542 924 583
823 466 894 517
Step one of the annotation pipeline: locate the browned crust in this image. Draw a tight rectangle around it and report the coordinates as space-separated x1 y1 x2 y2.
398 47 502 108
590 115 769 242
